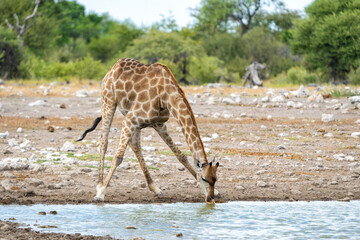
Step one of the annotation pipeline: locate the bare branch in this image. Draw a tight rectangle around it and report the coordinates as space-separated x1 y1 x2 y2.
4 19 15 31
13 14 20 28
23 0 40 28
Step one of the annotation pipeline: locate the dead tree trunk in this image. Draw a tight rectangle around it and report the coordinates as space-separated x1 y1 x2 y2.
243 61 265 87
5 0 41 50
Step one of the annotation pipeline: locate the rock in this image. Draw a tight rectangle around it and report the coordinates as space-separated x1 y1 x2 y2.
261 96 270 103
334 154 345 161
349 96 360 104
47 126 55 132
175 142 182 146
321 114 335 122
125 226 137 229
324 133 334 138
49 211 58 215
211 133 219 139
143 135 152 141
60 141 75 152
28 100 47 107
256 181 268 187
236 185 246 190
59 104 66 109
345 156 355 161
0 157 29 171
177 165 185 171
121 162 131 170
271 95 286 102
351 132 360 138
277 145 286 150
355 119 360 124
287 101 295 108
290 85 310 98
142 146 156 152
307 94 324 103
240 112 247 117
176 233 183 237
222 98 235 105
16 128 23 133
206 97 218 105
202 137 212 143
260 125 267 130
8 139 18 147
290 189 302 195
0 131 9 139
75 89 89 97
20 139 31 149
38 212 46 215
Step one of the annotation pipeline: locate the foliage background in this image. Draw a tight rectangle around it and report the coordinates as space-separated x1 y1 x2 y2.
0 0 359 85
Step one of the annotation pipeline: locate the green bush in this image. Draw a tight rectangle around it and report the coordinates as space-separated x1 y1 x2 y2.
188 55 223 84
287 67 318 84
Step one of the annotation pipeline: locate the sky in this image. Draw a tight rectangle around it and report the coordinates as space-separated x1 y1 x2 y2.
77 0 314 27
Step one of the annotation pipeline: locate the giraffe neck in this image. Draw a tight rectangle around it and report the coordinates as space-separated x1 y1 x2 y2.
158 64 208 165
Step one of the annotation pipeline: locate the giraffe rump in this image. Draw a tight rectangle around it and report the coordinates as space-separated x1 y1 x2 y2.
76 116 102 141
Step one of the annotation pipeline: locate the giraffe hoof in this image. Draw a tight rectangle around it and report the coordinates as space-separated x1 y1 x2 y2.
93 196 105 202
156 190 164 197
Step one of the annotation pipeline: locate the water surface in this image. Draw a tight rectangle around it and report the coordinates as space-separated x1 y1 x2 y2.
1 201 359 239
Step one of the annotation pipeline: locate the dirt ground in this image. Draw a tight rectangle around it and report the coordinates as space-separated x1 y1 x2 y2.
1 82 360 239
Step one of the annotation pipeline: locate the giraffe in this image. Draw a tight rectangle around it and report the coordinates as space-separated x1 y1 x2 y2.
77 58 220 203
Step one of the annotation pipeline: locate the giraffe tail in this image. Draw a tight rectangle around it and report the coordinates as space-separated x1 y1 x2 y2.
76 116 102 141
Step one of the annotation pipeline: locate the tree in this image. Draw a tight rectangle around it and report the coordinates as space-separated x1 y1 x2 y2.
291 0 360 83
193 0 283 35
0 27 21 82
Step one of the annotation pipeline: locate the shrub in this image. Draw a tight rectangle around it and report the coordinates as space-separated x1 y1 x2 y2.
287 67 318 84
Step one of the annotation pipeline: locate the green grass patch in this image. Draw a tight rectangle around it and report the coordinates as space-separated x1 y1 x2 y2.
64 166 71 170
287 137 300 141
327 88 360 98
66 153 112 161
149 166 159 170
155 150 191 156
36 160 47 164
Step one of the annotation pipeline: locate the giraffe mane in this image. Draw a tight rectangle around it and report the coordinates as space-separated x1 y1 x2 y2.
155 63 208 163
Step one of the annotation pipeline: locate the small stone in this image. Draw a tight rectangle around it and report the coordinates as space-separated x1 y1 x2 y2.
0 131 9 139
351 132 360 138
177 165 185 171
257 181 268 187
271 95 286 102
60 141 75 152
176 233 183 237
324 133 334 138
222 98 236 105
290 189 302 195
59 104 66 109
49 211 58 215
236 185 246 190
349 96 360 104
38 211 46 215
8 139 18 147
202 137 212 143
278 145 286 150
321 114 335 122
47 126 55 132
211 133 219 139
16 128 23 133
125 226 137 229
28 100 47 107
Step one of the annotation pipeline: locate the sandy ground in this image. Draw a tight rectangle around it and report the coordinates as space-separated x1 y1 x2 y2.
1 82 360 238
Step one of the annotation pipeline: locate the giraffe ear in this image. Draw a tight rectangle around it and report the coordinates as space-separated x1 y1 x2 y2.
216 162 219 168
209 162 213 167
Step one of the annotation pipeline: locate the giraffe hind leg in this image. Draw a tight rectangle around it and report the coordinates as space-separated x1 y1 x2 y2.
94 118 132 201
130 129 163 197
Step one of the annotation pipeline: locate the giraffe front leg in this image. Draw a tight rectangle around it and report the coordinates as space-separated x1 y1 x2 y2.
130 129 163 197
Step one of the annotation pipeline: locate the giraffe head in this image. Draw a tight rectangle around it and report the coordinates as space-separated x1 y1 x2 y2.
201 161 219 203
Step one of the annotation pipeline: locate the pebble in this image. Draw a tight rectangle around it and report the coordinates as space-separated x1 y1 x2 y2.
351 132 360 138
125 226 137 229
222 98 236 105
202 137 212 143
75 89 90 97
38 211 46 215
49 211 58 215
256 181 268 187
16 128 23 133
321 114 335 122
278 145 286 150
290 85 310 97
0 131 9 139
60 141 75 152
47 126 55 132
324 133 334 138
349 96 360 104
8 139 18 147
28 100 47 107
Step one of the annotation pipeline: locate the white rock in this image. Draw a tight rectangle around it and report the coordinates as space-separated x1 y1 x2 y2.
206 96 218 105
202 137 212 143
75 89 90 98
8 138 18 147
316 94 324 103
142 146 156 152
334 154 345 161
222 98 235 105
271 95 286 102
351 132 360 138
294 102 303 109
278 133 288 137
321 114 335 122
207 83 226 88
143 135 153 141
28 100 47 107
194 93 201 98
261 96 270 103
355 119 360 124
324 133 334 138
20 139 31 149
277 145 286 150
349 96 360 104
234 97 242 103
211 133 219 139
260 125 268 130
267 115 272 120
287 101 295 108
0 131 9 139
175 142 182 146
43 87 51 96
16 128 23 133
60 141 75 152
256 181 268 187
223 113 233 119
345 156 355 161
240 113 247 117
290 85 310 98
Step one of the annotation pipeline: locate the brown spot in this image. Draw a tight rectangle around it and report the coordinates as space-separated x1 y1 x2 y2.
128 91 136 101
124 67 131 71
135 67 146 75
149 87 157 99
150 78 158 86
137 91 149 102
113 68 123 80
115 81 124 90
125 81 133 92
142 102 150 112
120 62 126 67
126 58 132 61
149 109 158 118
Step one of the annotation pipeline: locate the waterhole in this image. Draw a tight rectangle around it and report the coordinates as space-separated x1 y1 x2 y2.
1 201 359 239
